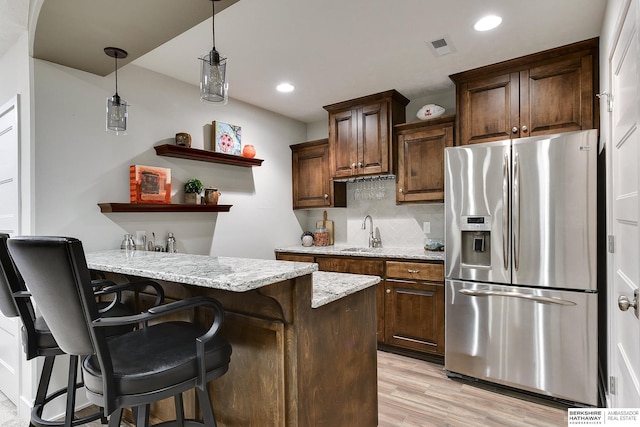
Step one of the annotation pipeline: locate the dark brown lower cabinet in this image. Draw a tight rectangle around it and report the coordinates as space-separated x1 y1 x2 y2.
276 252 445 358
384 261 445 356
384 279 444 355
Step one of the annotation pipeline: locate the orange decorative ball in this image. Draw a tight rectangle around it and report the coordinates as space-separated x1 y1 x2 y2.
242 144 256 158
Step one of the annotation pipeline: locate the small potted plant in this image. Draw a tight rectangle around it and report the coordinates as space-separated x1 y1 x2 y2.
184 178 204 204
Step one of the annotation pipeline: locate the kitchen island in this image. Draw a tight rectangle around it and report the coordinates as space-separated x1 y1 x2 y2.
85 250 380 427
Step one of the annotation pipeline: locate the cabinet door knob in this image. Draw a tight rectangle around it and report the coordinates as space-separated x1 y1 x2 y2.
407 269 420 274
386 289 391 294
324 193 329 199
351 162 357 168
521 125 528 133
358 161 363 168
512 126 519 134
398 188 403 193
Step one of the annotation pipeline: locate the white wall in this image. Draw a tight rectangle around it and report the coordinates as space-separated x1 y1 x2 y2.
33 60 307 258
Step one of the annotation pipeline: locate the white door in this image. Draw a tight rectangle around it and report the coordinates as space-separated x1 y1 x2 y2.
609 0 640 408
0 95 20 405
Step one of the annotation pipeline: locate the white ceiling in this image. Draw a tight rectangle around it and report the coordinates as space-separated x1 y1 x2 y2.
3 0 607 124
0 0 28 55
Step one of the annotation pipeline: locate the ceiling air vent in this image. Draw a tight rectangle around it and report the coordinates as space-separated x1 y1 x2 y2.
427 35 455 57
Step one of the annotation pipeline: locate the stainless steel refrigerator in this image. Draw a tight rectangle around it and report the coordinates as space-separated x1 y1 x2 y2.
444 129 598 406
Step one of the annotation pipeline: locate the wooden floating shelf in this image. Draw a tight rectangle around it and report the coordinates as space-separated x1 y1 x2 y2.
98 203 233 213
154 144 264 167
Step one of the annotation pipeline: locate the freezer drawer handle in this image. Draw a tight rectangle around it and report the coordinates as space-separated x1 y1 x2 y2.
458 289 577 306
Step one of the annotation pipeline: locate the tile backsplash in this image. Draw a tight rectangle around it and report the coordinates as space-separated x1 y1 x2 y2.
299 177 444 249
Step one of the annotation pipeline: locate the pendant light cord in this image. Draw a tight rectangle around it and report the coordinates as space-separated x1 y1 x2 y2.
114 55 119 97
104 47 127 106
211 0 216 51
209 0 220 65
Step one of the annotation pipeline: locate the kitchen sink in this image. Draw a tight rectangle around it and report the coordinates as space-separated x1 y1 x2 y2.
339 247 380 252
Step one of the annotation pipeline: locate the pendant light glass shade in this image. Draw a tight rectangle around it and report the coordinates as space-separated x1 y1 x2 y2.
200 49 228 104
104 47 128 134
200 0 228 104
106 94 128 132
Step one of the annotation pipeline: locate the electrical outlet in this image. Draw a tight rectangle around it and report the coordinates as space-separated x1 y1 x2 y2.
423 222 431 234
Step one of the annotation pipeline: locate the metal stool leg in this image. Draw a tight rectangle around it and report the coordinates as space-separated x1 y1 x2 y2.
174 394 185 427
30 356 55 427
196 387 216 427
107 408 122 427
135 405 150 427
64 355 79 427
29 354 103 427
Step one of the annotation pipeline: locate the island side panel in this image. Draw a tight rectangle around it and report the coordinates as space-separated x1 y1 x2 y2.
197 275 312 426
208 312 287 426
297 285 378 426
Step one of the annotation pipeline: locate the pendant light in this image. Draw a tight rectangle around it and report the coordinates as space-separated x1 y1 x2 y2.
199 0 228 104
104 47 129 133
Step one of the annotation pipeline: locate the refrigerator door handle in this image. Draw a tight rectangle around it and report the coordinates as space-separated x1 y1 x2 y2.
513 152 520 271
458 288 577 306
502 153 509 270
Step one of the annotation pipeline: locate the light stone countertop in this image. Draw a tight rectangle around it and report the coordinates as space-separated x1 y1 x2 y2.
274 245 445 262
311 271 380 308
86 250 380 308
86 250 317 292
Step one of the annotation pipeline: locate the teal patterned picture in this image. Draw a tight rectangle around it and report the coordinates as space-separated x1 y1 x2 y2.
213 121 241 155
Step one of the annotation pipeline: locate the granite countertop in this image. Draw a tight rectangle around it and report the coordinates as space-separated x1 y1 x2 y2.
86 250 318 292
274 245 445 262
86 250 380 308
311 271 380 308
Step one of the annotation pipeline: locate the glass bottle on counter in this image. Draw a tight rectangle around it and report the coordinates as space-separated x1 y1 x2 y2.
166 232 177 253
121 234 136 251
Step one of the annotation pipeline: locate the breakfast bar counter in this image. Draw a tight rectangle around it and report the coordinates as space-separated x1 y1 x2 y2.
86 250 380 427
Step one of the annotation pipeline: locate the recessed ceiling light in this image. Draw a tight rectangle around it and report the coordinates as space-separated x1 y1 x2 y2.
474 15 502 32
276 83 295 93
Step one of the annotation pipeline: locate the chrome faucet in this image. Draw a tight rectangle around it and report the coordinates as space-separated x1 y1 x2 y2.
362 214 381 248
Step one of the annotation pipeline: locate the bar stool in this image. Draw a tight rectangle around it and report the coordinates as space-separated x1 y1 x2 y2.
8 236 232 427
0 234 164 427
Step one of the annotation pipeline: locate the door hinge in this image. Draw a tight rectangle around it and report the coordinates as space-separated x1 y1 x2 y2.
610 376 617 395
596 92 613 112
608 235 615 253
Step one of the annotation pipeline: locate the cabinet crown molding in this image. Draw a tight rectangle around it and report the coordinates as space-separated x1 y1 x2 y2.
449 37 598 83
323 89 410 112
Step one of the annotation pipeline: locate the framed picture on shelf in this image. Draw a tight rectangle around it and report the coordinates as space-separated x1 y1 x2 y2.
213 121 241 155
130 165 172 204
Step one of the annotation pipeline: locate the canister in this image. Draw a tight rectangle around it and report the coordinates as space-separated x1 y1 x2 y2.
314 226 329 246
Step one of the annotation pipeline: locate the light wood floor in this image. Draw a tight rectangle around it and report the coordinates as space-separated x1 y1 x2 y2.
377 350 569 426
19 350 569 426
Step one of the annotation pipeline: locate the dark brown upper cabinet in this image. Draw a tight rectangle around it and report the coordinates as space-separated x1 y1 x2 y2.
324 90 409 178
291 139 346 210
394 115 454 204
450 38 598 145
